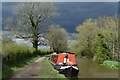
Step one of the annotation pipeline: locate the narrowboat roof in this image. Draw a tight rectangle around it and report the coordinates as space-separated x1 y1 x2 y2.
51 53 77 65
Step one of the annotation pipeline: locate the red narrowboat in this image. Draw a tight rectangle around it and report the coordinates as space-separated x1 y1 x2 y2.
49 53 79 77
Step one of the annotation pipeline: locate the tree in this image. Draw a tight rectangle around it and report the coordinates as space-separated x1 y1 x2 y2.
97 16 118 60
92 33 111 63
47 25 68 53
75 19 98 57
15 2 57 49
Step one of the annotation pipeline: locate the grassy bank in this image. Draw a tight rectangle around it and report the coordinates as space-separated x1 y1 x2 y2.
102 60 120 70
38 58 67 79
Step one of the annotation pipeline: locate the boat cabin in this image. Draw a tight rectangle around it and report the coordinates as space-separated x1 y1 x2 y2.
50 53 77 66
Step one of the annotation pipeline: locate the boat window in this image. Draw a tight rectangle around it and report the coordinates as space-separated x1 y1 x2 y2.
54 55 58 63
51 55 54 62
51 55 58 63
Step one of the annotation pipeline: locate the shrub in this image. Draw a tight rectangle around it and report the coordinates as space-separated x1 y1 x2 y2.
80 49 94 58
96 53 109 64
33 49 53 56
103 60 119 69
2 42 35 65
2 41 53 65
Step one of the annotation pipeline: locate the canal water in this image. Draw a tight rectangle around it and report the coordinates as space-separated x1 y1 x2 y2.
76 58 118 78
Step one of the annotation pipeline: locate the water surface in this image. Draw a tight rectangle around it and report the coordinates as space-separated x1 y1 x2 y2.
76 58 118 78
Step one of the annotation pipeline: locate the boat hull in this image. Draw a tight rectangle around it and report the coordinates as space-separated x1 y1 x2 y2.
54 65 79 77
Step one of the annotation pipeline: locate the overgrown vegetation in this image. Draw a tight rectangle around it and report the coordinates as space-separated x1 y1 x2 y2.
2 36 35 65
102 60 120 70
74 16 118 66
2 36 53 78
93 33 112 64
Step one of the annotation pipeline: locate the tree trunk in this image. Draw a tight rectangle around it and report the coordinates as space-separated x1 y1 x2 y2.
112 44 115 60
33 40 38 49
32 26 38 49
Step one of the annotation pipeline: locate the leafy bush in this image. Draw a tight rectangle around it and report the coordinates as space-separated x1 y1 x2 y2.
103 60 119 69
93 33 111 64
33 49 53 56
81 49 94 58
96 53 109 64
2 43 53 65
2 43 35 65
95 48 110 64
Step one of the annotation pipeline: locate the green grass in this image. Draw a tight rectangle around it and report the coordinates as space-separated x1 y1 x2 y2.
38 58 67 79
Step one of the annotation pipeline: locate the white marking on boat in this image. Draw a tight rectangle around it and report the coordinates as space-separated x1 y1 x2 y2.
60 66 71 69
72 66 79 70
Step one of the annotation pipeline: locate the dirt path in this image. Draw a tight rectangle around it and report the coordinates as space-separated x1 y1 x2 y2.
11 57 45 78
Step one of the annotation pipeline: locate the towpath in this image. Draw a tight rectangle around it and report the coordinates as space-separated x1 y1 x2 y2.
10 57 45 78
